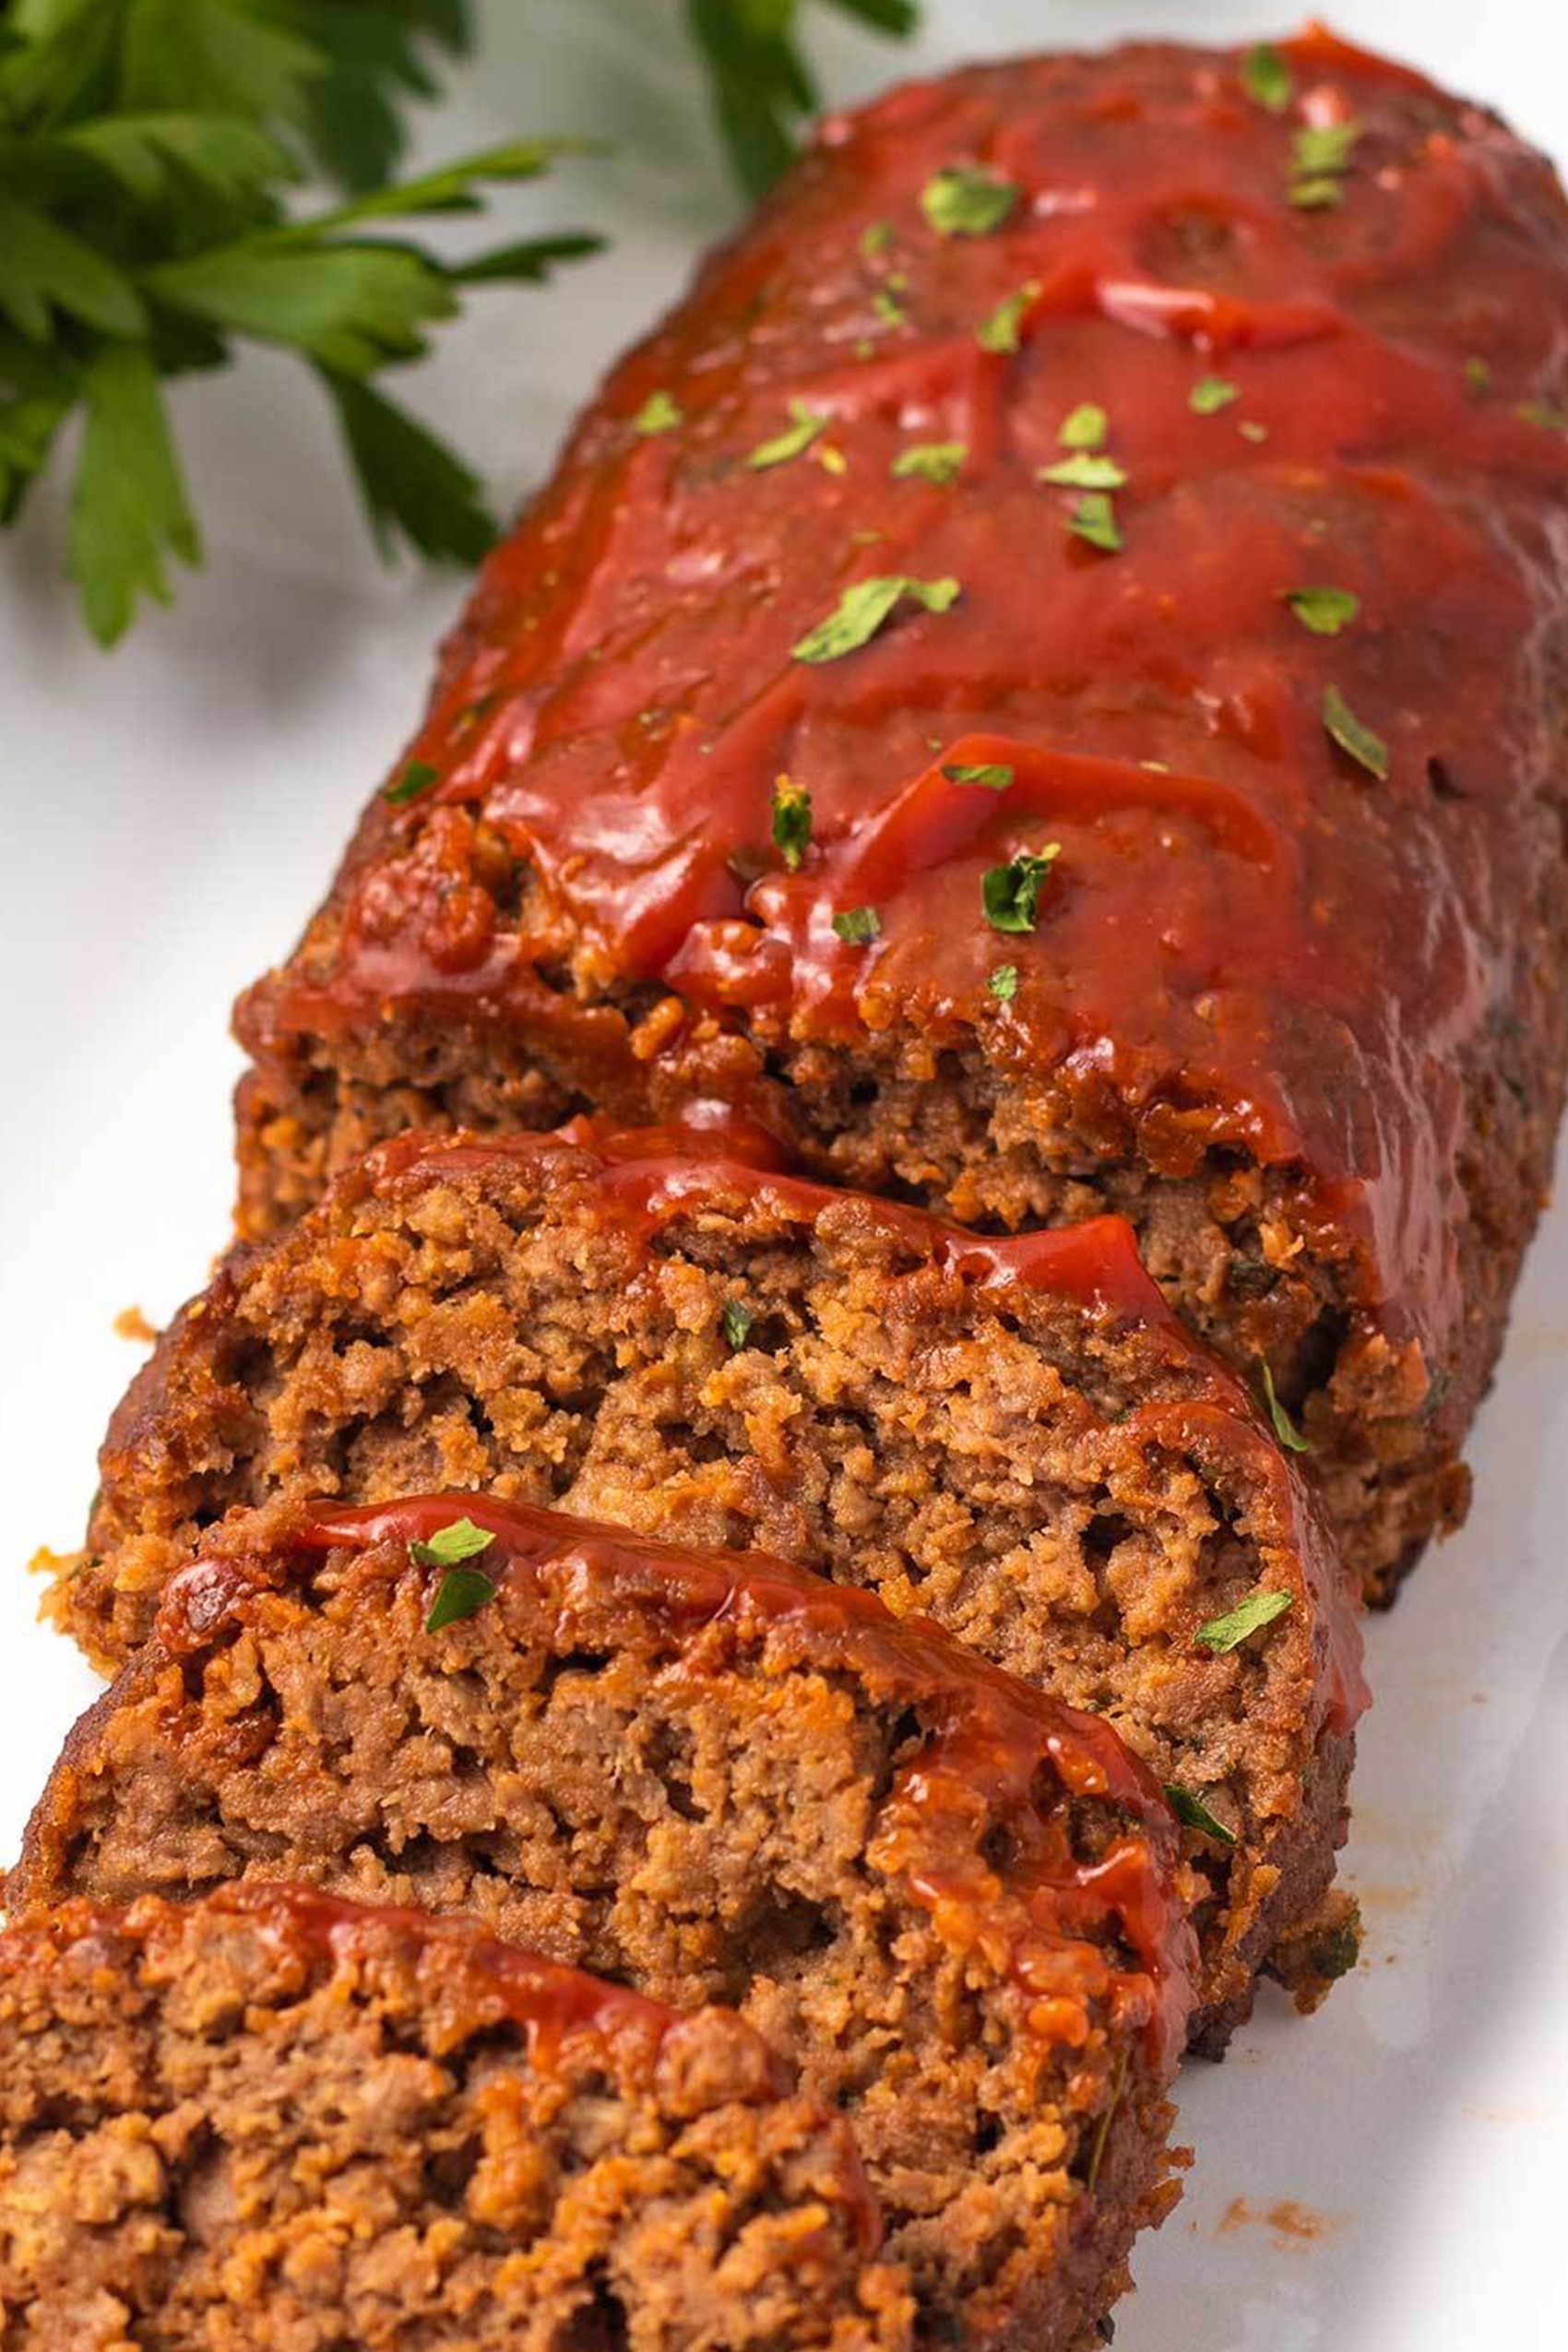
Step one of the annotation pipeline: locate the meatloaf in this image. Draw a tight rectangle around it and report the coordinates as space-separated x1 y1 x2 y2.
0 1883 909 2352
232 26 1568 1603
17 1495 1201 2352
47 1124 1364 2041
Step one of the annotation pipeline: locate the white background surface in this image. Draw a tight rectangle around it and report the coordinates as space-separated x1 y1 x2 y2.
3 6 1565 2346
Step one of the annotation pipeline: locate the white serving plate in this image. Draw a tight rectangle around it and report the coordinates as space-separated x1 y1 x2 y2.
3 7 1564 2348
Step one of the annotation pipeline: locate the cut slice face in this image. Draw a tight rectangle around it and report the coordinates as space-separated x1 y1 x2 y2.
0 1883 910 2352
55 1123 1365 2043
18 1496 1200 2352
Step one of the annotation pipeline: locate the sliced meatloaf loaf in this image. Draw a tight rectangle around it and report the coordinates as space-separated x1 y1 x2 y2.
0 1883 909 2352
17 1497 1200 2352
47 1126 1365 2043
231 28 1568 1600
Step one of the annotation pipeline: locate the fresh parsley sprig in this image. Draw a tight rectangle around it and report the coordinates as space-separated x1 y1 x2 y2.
0 0 601 642
685 0 918 199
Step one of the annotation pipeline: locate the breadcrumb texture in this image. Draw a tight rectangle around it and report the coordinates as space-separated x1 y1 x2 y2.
0 1885 909 2352
49 1131 1363 2047
19 1499 1199 2352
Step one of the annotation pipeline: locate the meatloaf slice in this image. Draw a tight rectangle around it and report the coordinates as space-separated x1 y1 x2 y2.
17 1497 1200 2352
48 1125 1365 2043
0 1883 909 2352
231 30 1568 1604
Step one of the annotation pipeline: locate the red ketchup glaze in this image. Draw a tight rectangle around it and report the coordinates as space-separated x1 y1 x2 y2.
239 33 1568 1382
356 1118 1367 1740
288 1491 1201 2076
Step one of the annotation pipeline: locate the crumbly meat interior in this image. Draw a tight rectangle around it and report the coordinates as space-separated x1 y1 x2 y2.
237 951 1566 1605
25 1568 1170 2347
0 1900 909 2352
59 1161 1341 2035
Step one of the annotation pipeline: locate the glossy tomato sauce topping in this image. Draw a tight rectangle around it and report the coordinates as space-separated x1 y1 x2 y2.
244 30 1568 1365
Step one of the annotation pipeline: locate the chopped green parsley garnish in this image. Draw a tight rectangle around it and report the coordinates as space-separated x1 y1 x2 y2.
982 845 1061 933
1289 119 1362 209
415 1516 499 1633
410 1516 496 1570
1241 42 1293 113
424 1565 497 1632
976 281 1038 354
1322 683 1389 780
1084 2048 1129 2195
920 164 1019 238
791 574 960 664
1195 1589 1295 1653
1517 398 1568 434
892 441 967 483
633 388 683 434
1059 401 1109 450
860 220 894 257
1258 1360 1313 1454
720 1298 754 1349
942 762 1013 790
1163 1785 1238 1845
1464 355 1493 398
385 758 439 806
873 284 907 326
1283 585 1360 636
988 962 1019 1002
832 904 882 944
771 776 813 868
747 399 826 469
1069 492 1123 552
1039 451 1127 490
1190 375 1241 415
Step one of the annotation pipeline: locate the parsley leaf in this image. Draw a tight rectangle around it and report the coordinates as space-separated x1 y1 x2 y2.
772 777 813 868
634 388 683 435
1323 684 1389 780
66 341 199 648
1190 374 1241 414
326 373 496 567
1241 42 1294 113
791 573 960 662
1194 1589 1294 1652
892 440 966 483
1289 119 1362 209
1038 451 1127 490
720 1297 754 1349
385 757 440 805
748 398 827 469
1068 492 1123 552
424 1564 497 1631
983 846 1060 932
410 1515 496 1569
1258 1361 1313 1454
920 164 1019 237
685 0 917 200
1059 401 1109 450
988 962 1019 1002
1283 586 1360 636
1163 1785 1238 1845
943 763 1013 790
976 280 1038 353
832 904 882 943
